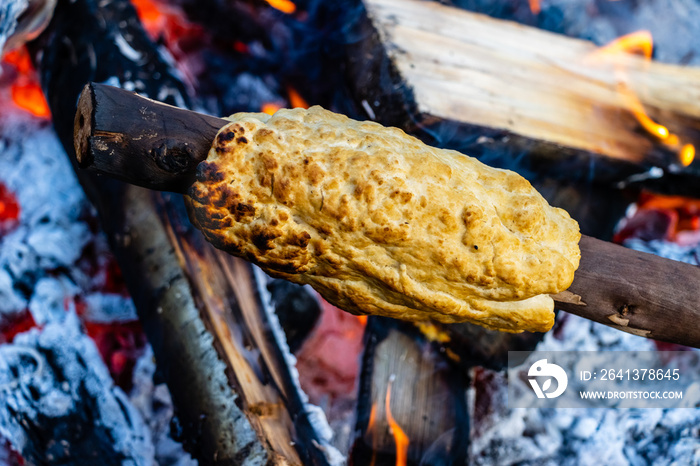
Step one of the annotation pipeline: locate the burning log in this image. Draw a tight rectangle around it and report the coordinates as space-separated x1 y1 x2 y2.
75 82 700 348
28 0 338 464
350 318 469 465
346 0 700 191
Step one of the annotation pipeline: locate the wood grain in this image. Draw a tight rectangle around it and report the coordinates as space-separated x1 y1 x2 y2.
348 0 700 185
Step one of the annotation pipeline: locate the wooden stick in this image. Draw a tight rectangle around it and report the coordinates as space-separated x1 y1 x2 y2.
74 83 700 349
74 84 227 193
346 0 700 191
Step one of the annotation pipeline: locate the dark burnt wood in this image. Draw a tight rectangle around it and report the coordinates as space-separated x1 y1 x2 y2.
75 83 228 193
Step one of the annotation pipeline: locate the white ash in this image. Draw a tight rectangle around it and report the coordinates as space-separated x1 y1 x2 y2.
0 117 89 324
623 238 700 266
27 276 79 325
469 314 700 465
0 312 155 465
0 100 193 463
129 346 197 466
81 292 137 323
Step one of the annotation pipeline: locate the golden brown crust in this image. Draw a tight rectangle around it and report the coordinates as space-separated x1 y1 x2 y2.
186 106 580 332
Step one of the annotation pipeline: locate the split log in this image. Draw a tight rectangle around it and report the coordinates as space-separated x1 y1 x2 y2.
345 0 700 192
350 318 469 465
28 0 337 464
74 82 700 349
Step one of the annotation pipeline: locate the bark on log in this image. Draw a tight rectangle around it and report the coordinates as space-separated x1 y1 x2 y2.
74 81 700 349
29 0 337 464
345 0 700 193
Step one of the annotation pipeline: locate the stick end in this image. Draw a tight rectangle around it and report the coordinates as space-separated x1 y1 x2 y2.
74 83 95 167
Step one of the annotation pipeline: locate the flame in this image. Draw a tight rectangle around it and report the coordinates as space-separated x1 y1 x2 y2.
367 402 378 466
357 315 368 325
385 379 409 466
287 87 309 109
265 0 297 14
590 31 695 167
593 30 653 60
529 0 541 14
261 102 282 115
616 82 668 140
680 144 695 167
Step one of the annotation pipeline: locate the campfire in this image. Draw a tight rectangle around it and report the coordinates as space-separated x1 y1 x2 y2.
1 0 699 465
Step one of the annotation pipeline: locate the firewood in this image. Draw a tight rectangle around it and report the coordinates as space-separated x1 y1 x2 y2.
346 0 700 192
350 318 469 465
29 0 337 464
74 82 700 348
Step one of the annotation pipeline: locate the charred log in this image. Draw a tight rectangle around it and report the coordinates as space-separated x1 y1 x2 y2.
28 0 337 464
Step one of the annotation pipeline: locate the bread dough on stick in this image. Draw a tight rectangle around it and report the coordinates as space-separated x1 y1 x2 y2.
186 106 580 333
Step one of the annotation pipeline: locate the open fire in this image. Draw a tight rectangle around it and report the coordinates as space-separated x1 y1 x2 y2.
0 0 699 465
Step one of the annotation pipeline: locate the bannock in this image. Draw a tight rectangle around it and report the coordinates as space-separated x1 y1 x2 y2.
186 106 580 332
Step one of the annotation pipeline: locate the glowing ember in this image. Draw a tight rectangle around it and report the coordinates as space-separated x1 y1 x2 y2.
614 191 700 245
287 86 309 109
265 0 297 15
261 102 282 115
356 315 368 325
2 47 33 74
131 0 168 38
10 82 51 118
2 47 51 119
0 310 37 344
385 378 409 466
82 320 147 391
0 183 20 230
529 0 541 14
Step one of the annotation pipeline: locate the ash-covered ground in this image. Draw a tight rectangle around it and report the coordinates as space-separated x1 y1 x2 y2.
0 80 196 464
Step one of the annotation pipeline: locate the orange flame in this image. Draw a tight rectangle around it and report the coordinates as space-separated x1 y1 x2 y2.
591 31 694 166
593 30 653 60
367 403 378 466
385 379 409 466
266 0 296 14
287 86 309 109
356 315 368 325
680 144 695 167
529 0 541 14
261 102 282 115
